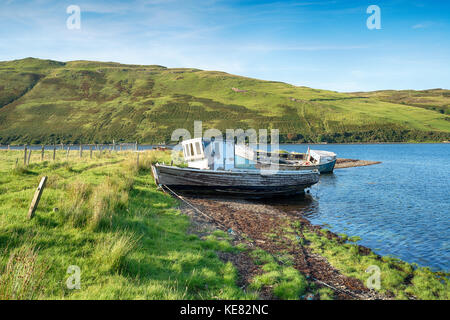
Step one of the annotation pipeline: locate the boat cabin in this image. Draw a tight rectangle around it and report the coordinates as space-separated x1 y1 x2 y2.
308 150 336 165
181 138 236 170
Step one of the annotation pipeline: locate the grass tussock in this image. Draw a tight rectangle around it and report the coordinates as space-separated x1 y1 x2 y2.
61 180 92 227
12 164 33 175
0 245 48 300
93 232 140 273
249 249 308 299
90 178 129 230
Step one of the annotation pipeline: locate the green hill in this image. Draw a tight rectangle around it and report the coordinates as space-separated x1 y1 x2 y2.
0 57 449 144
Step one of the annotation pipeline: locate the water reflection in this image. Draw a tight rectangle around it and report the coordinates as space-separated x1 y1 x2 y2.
258 193 319 217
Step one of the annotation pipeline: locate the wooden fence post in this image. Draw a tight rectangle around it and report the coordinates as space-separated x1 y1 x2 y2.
27 176 47 220
27 150 32 165
41 145 45 161
66 145 70 159
24 145 28 165
135 141 138 151
53 145 56 161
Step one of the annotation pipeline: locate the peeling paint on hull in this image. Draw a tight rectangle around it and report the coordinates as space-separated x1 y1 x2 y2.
152 164 319 198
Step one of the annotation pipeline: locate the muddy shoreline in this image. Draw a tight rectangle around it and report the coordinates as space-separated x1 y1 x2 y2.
172 159 384 300
178 193 389 300
335 158 381 169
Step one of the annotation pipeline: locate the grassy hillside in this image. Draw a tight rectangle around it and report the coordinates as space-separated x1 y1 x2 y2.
0 57 449 144
349 89 450 115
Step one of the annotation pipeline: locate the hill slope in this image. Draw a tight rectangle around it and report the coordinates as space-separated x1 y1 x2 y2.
0 58 449 144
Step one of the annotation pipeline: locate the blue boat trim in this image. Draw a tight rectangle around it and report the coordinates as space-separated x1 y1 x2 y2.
318 159 336 173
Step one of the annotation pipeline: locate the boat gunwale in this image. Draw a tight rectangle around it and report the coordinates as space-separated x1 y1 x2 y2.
154 163 319 176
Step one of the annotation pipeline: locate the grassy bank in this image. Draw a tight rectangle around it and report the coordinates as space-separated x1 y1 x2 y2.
299 227 449 300
0 149 256 299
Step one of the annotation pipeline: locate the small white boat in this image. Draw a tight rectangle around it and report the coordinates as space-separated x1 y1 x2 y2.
235 145 337 173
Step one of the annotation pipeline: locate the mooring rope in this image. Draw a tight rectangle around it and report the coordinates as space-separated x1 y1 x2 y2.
160 184 365 300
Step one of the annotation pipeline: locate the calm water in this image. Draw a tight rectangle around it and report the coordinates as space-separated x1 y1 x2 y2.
277 143 449 271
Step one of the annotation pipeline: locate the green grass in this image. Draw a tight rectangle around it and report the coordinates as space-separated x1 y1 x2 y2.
249 249 308 300
1 148 448 300
0 58 449 144
350 89 450 115
0 149 256 299
302 230 449 300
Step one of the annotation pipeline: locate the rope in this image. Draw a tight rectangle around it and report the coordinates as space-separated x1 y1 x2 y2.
161 185 229 230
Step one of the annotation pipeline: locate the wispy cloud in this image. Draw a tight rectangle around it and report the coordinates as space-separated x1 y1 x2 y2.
411 21 441 29
241 44 369 52
412 23 428 29
0 0 449 91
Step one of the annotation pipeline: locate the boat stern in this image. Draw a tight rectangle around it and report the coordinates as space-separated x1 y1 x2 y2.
318 158 337 173
151 164 160 185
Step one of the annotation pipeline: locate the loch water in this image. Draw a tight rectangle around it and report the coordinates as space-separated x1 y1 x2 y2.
276 143 449 271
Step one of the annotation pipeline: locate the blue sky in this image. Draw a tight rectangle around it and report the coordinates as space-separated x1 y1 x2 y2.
0 0 449 91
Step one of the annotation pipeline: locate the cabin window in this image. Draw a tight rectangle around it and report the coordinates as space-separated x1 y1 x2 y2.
195 142 202 155
214 142 221 158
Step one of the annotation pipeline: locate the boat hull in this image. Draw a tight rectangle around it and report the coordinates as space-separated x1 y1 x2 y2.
152 164 319 198
318 159 336 173
235 147 336 173
256 158 336 173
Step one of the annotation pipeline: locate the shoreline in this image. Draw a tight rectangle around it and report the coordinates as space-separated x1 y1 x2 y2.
335 158 381 169
279 141 450 145
178 195 386 299
0 141 449 148
176 193 449 300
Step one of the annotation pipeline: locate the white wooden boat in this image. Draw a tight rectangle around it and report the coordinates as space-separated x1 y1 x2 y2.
151 138 319 198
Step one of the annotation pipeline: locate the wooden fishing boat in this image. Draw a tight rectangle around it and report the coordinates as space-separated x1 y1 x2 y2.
151 138 319 198
235 145 337 173
152 164 319 197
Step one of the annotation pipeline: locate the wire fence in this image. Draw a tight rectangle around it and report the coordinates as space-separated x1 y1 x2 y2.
0 142 171 166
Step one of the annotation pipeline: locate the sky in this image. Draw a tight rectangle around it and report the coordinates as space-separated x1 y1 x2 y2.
0 0 449 92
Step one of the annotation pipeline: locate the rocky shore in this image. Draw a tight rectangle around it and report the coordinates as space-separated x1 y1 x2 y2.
335 158 381 169
179 194 387 300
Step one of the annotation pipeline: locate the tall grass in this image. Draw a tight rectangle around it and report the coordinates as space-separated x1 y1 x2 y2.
0 245 48 300
90 178 129 230
61 180 92 227
93 232 139 273
0 149 255 299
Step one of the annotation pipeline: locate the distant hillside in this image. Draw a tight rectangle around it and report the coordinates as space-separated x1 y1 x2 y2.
0 57 449 144
349 89 450 115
